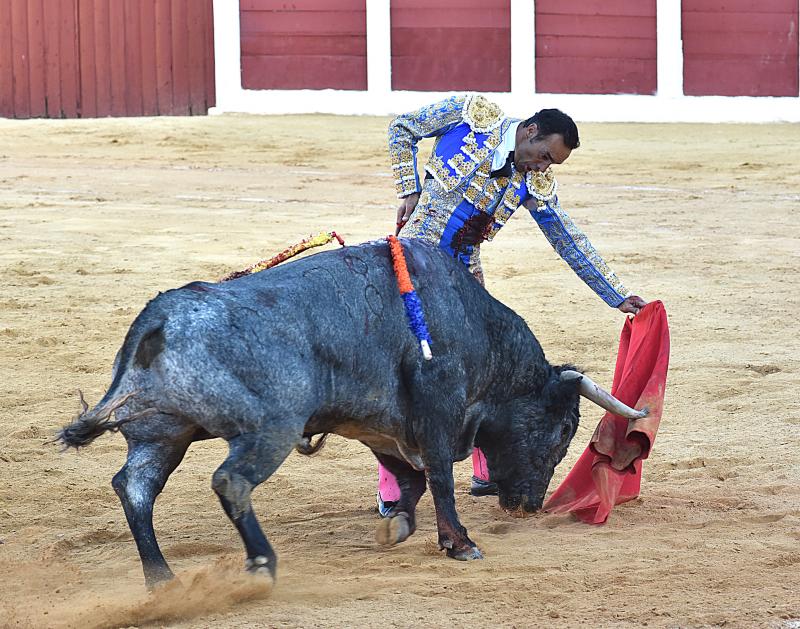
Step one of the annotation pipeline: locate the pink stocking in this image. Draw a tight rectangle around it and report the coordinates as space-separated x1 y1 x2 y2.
472 447 490 481
381 449 490 500
377 463 401 502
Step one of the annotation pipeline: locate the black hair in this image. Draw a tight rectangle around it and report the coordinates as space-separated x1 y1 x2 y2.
522 109 580 149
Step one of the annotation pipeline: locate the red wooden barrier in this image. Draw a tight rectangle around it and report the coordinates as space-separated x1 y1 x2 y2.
26 0 46 117
683 0 799 96
535 0 657 95
240 0 367 91
390 0 511 92
0 0 215 119
10 0 31 117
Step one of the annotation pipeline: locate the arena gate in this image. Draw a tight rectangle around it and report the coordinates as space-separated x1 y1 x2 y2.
240 0 368 91
0 0 215 119
389 0 511 92
682 0 799 97
535 0 657 95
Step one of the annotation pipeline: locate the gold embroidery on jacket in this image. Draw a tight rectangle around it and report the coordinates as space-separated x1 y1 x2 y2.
425 154 460 190
526 167 558 208
462 129 500 164
448 153 474 179
462 94 504 132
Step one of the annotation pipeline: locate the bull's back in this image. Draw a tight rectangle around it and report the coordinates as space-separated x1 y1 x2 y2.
136 240 536 420
223 240 535 371
228 240 502 352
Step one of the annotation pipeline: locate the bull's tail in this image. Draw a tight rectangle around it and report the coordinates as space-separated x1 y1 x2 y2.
56 389 156 449
57 305 166 449
295 433 329 456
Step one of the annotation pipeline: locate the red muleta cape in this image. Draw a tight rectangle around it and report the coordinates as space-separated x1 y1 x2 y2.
543 300 670 524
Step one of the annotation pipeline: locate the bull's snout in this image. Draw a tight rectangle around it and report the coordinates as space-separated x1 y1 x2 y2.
499 494 543 518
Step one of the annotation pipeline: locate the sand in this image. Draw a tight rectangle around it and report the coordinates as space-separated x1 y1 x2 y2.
0 113 798 628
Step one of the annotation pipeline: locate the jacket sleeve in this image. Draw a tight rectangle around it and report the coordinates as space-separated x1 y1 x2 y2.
526 196 630 307
388 95 467 198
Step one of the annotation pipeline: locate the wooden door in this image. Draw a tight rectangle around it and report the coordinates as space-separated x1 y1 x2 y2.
0 0 215 119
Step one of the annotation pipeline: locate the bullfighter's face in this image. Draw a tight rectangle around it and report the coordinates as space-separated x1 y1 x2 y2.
513 124 572 174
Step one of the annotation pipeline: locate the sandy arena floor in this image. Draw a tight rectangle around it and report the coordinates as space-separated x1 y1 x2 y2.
0 113 798 628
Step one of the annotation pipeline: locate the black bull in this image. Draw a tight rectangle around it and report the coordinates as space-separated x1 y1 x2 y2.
58 239 618 589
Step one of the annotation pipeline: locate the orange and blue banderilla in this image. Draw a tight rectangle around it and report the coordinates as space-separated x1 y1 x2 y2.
386 236 433 361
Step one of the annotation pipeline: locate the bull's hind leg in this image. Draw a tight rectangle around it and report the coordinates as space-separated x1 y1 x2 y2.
373 452 426 547
112 437 191 589
212 427 301 581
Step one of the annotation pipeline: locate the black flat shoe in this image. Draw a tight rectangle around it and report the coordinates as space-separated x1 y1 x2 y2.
470 476 499 497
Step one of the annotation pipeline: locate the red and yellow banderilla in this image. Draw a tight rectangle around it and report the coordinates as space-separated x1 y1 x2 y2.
221 231 345 282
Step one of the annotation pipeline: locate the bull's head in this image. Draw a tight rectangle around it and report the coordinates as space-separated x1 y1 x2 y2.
480 366 647 517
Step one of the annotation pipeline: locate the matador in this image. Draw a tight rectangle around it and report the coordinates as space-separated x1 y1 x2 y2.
377 93 647 515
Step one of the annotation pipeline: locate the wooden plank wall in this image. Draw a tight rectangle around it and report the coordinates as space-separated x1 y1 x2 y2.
0 0 215 119
0 0 79 118
535 0 657 95
683 0 799 96
240 0 367 90
390 0 511 92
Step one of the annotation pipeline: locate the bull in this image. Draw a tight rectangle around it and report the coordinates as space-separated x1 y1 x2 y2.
58 239 646 589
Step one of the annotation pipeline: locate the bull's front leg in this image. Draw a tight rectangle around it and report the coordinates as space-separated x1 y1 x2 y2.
424 455 483 561
410 370 482 560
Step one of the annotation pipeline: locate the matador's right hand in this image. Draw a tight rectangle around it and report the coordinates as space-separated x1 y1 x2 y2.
395 192 420 235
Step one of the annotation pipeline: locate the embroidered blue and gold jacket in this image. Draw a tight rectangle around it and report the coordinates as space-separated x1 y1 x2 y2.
388 93 629 307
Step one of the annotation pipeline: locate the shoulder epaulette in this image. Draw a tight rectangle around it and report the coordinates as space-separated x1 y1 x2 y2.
462 94 504 133
527 167 558 208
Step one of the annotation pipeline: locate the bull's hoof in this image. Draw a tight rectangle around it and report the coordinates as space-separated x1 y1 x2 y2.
446 545 484 561
503 507 534 519
245 555 276 583
375 512 411 547
144 566 176 592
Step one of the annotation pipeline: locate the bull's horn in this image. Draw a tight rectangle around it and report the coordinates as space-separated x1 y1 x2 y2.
560 370 649 420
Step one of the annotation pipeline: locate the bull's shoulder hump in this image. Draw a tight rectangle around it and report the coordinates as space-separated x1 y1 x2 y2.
178 280 217 293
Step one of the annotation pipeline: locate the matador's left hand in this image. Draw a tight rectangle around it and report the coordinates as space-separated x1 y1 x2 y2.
618 295 648 315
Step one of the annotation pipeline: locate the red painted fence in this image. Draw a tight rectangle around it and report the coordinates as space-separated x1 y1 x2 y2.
535 0 657 95
4 0 797 114
390 0 511 92
682 0 799 97
0 0 215 119
240 0 367 91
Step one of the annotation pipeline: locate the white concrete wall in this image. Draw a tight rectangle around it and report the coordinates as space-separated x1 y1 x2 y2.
211 0 800 122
